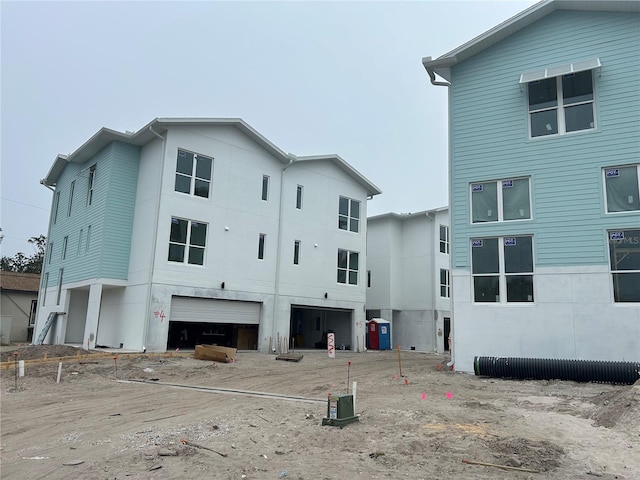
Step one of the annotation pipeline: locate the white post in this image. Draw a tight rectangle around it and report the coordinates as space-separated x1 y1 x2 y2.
56 362 62 383
18 360 25 377
352 381 357 412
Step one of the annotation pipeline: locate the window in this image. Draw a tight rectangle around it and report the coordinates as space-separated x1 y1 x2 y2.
293 240 300 265
62 236 68 260
471 236 534 303
296 185 303 209
338 197 360 233
47 242 54 264
258 233 266 260
608 229 640 302
56 269 64 305
86 225 91 253
337 249 359 285
41 272 48 307
440 268 450 298
168 218 207 265
439 225 449 254
527 70 595 138
604 165 640 213
87 165 96 205
262 175 270 201
78 229 83 255
174 149 213 198
67 181 75 216
471 178 531 223
52 192 60 224
367 270 371 288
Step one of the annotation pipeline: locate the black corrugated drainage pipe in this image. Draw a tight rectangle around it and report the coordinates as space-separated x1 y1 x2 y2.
474 356 640 385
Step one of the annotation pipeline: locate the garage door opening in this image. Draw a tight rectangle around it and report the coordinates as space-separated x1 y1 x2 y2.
289 306 353 350
167 322 258 350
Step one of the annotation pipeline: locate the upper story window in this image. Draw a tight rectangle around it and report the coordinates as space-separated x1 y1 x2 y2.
175 149 213 198
367 270 371 288
471 178 531 223
87 165 96 206
440 268 450 298
67 181 75 217
522 59 599 138
296 185 303 209
604 165 640 213
47 242 54 264
262 175 270 201
62 236 68 260
339 196 360 233
258 233 266 260
41 272 49 307
293 240 300 265
471 235 534 303
168 217 207 266
439 225 449 254
337 249 359 285
608 229 640 303
52 192 60 224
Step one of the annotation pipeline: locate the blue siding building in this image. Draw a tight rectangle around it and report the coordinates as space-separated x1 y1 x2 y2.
423 0 640 372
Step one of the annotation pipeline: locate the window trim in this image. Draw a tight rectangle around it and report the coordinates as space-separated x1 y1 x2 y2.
296 185 303 209
471 235 535 304
440 268 450 298
47 242 54 264
337 248 359 285
67 181 75 217
470 177 532 224
56 268 64 306
262 175 270 202
439 225 450 254
603 164 640 214
87 165 96 206
293 240 300 265
168 217 208 266
52 192 60 224
338 196 361 233
174 148 213 198
62 236 68 260
41 272 49 307
608 229 640 303
258 233 266 260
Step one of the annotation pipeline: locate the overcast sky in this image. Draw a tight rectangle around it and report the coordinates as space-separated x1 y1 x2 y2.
1 0 537 257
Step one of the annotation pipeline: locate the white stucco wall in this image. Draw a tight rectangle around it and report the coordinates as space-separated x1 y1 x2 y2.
452 265 640 373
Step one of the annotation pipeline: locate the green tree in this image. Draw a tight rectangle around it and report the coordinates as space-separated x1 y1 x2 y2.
0 234 46 273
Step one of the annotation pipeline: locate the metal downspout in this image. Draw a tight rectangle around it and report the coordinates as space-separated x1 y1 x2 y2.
142 125 167 352
272 154 296 353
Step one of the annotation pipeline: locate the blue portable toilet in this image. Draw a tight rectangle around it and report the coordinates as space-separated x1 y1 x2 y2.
369 318 391 350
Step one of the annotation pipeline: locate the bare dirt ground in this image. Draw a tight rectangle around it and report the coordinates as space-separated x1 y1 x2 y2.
1 345 639 480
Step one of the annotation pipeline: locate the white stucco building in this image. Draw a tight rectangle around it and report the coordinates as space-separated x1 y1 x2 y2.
366 208 451 353
34 118 381 353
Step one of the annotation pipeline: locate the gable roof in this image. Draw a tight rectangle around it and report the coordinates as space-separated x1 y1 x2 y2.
41 118 381 197
0 272 41 293
422 0 640 84
293 154 381 196
368 206 448 222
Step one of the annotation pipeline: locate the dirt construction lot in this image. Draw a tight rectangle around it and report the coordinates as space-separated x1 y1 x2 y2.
1 345 639 480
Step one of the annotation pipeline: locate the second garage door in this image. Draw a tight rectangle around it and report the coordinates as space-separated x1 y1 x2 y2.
171 297 261 324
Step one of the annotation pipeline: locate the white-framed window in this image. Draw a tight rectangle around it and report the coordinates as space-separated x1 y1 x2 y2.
62 236 68 260
47 242 54 264
367 270 371 288
87 165 96 206
258 233 266 260
293 240 300 265
86 225 91 253
296 185 303 209
52 192 60 224
608 229 640 303
261 175 270 201
337 249 359 285
440 268 450 298
338 196 360 233
604 165 640 213
471 236 534 303
527 69 595 138
41 272 49 307
174 149 213 198
77 229 83 256
439 225 449 254
168 217 207 266
471 178 531 223
56 268 64 305
67 181 75 217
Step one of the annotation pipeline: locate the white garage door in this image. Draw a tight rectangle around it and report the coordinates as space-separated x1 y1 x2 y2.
170 297 260 324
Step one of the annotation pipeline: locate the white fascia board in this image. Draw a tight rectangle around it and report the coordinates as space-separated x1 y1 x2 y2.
295 154 382 197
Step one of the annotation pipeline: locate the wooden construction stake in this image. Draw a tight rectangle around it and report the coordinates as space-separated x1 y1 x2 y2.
397 345 403 377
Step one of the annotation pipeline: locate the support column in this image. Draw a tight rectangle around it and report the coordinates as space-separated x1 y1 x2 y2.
83 283 102 350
